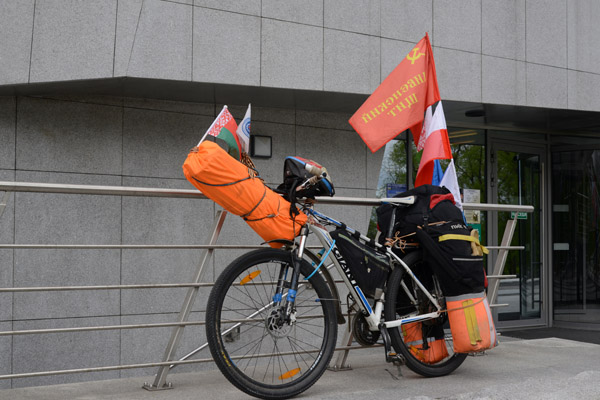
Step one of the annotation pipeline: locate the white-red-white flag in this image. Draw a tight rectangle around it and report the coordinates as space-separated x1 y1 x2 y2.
415 101 452 186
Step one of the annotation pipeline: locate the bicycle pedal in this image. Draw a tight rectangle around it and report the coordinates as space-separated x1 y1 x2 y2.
379 324 405 365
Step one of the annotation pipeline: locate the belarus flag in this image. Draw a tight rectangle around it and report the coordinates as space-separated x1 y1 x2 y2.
198 106 242 161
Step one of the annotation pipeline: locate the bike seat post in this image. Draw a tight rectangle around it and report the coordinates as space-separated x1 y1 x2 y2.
387 206 397 241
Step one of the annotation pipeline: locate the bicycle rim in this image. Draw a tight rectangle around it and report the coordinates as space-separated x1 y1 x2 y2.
206 249 337 399
385 250 467 377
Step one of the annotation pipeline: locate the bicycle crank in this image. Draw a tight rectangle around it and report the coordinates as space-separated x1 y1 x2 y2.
352 313 380 346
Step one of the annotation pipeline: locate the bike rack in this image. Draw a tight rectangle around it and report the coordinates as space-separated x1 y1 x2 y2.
0 181 533 386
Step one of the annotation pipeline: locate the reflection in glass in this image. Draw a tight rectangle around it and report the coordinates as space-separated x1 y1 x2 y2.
496 151 542 320
552 150 600 314
368 139 408 238
370 129 487 246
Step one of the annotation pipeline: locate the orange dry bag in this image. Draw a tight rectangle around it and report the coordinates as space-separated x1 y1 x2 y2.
446 292 498 353
182 141 306 248
402 321 449 364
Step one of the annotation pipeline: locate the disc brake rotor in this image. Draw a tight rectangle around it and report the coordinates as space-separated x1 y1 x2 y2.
265 308 293 338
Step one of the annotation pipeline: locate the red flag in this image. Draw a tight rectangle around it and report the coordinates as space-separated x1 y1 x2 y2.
349 33 440 153
414 101 452 187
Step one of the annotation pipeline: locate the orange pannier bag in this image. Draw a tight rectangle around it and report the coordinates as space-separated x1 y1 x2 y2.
402 321 449 364
446 292 498 353
182 141 306 248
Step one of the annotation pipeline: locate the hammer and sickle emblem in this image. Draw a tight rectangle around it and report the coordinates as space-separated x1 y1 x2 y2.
406 47 425 64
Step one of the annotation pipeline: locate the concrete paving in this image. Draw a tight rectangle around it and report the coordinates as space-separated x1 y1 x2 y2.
2 334 600 400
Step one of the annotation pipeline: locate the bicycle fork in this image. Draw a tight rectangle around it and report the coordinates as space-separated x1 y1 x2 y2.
272 225 310 326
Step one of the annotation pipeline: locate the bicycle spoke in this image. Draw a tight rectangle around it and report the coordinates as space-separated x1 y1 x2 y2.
287 337 310 378
273 340 292 382
287 333 322 352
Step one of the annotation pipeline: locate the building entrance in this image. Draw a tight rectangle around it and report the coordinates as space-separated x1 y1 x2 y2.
489 139 547 327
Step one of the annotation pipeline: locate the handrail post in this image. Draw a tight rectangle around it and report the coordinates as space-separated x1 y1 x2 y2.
487 217 518 305
0 191 11 220
144 210 228 390
329 317 354 371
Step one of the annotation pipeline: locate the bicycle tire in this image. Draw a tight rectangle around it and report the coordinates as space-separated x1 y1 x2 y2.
206 248 338 400
384 250 467 377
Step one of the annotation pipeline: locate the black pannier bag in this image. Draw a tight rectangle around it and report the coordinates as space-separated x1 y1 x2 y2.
416 222 496 354
415 221 486 297
329 229 390 298
376 184 463 245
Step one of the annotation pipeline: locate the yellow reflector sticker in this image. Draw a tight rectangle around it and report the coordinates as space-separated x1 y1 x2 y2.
463 299 482 345
240 270 260 285
278 368 301 380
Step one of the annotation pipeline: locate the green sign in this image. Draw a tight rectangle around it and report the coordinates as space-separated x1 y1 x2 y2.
510 211 528 220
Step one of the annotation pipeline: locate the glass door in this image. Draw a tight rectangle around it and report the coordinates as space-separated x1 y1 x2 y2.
551 148 600 324
489 139 546 327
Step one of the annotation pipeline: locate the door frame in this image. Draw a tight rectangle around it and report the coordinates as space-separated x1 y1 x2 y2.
487 135 550 329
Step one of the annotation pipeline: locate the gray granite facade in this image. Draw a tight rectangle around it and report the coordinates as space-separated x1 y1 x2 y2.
0 0 597 110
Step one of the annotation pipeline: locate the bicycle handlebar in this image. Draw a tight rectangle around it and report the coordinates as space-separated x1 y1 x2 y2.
296 166 328 193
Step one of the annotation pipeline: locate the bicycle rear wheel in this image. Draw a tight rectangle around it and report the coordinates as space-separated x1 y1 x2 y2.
206 248 337 400
384 250 467 377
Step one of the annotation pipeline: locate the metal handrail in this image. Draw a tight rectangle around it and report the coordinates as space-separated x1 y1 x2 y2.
0 181 207 199
0 283 212 292
1 312 346 337
0 344 379 381
0 181 532 384
0 181 534 211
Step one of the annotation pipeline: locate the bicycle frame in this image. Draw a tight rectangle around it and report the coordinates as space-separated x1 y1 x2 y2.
300 206 443 332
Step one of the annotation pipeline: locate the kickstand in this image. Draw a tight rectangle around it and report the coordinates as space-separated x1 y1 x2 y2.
380 324 405 380
385 362 403 380
393 358 403 378
385 351 404 380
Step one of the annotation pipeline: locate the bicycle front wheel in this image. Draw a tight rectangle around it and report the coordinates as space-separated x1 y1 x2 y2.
384 250 467 377
206 248 338 400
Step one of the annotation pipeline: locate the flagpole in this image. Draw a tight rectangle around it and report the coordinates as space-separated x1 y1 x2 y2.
198 105 228 146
